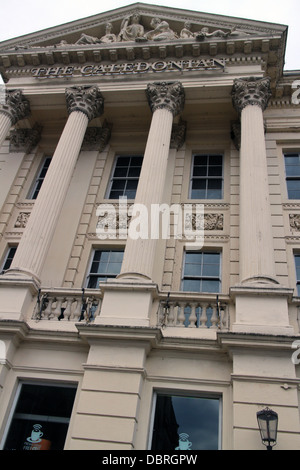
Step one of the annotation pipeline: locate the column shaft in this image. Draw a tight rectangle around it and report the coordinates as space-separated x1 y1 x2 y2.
10 111 88 280
239 104 276 283
120 107 173 279
119 81 185 281
0 113 12 148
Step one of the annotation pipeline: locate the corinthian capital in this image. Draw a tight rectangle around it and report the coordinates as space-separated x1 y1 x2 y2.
232 76 272 114
0 89 31 125
65 86 104 121
146 81 185 116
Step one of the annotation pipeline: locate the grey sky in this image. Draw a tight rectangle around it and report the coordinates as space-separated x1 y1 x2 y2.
0 0 299 69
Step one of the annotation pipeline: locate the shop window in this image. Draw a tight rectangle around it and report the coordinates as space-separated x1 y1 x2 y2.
86 249 124 288
182 251 221 293
0 246 17 274
190 154 223 199
28 156 52 199
107 155 143 199
1 382 77 450
151 393 221 450
284 153 300 199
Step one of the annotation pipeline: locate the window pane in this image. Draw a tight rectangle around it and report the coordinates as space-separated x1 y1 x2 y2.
151 394 220 450
108 156 143 199
201 279 220 293
3 383 76 451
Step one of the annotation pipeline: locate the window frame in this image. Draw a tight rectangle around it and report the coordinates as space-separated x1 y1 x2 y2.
0 246 17 274
284 152 300 200
181 249 222 294
0 380 77 450
294 253 300 296
106 154 143 200
85 248 124 288
189 153 224 200
28 156 52 200
148 390 222 451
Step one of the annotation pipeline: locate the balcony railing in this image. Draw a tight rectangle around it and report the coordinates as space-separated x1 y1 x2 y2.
32 288 102 323
32 287 230 332
157 292 230 330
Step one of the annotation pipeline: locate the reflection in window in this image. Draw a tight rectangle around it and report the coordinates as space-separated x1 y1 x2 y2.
151 394 220 450
190 154 223 199
107 155 143 199
2 383 77 450
86 250 124 288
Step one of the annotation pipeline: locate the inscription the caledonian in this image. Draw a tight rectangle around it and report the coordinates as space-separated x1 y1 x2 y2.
31 58 226 78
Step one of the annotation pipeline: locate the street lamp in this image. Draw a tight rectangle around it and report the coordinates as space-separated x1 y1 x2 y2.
257 407 278 450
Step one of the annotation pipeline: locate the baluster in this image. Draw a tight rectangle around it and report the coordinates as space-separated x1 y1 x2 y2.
71 298 82 321
177 302 186 326
168 302 175 326
43 296 54 320
210 305 218 329
188 302 197 328
199 303 208 328
52 297 63 321
61 297 72 321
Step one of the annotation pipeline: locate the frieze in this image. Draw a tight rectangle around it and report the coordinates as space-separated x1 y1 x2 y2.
31 57 227 79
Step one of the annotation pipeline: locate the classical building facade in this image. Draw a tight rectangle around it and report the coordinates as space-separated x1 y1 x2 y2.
0 2 299 450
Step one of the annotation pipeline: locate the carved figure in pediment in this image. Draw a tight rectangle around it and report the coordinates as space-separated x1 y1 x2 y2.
76 33 101 45
118 13 145 41
180 22 195 39
145 17 178 41
195 26 232 41
100 22 117 43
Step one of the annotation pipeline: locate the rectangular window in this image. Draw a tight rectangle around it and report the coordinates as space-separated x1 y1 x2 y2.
295 254 300 296
1 382 77 450
284 153 300 199
29 156 52 199
182 251 221 293
0 246 17 274
151 393 221 450
107 155 143 199
190 154 223 199
86 249 124 288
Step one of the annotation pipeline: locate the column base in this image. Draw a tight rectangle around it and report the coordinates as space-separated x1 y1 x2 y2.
230 283 295 336
0 273 40 321
96 279 158 327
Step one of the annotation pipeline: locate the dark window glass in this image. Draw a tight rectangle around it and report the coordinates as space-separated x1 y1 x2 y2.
190 154 223 199
86 250 124 288
151 394 220 450
1 246 17 273
284 153 300 199
2 383 77 451
108 155 143 199
295 254 300 296
29 157 52 200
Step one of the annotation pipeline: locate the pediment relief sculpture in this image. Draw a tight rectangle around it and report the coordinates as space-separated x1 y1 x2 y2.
2 12 258 51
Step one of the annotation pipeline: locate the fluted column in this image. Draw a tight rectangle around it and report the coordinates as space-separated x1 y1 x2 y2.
0 89 30 147
119 81 185 281
8 86 104 282
232 76 277 285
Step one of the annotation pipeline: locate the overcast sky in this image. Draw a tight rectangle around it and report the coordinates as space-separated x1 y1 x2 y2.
0 0 299 70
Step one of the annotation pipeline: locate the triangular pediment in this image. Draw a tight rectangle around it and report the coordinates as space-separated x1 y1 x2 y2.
0 2 286 50
0 2 287 86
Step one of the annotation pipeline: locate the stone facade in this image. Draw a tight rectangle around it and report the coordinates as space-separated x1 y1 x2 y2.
0 3 299 451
